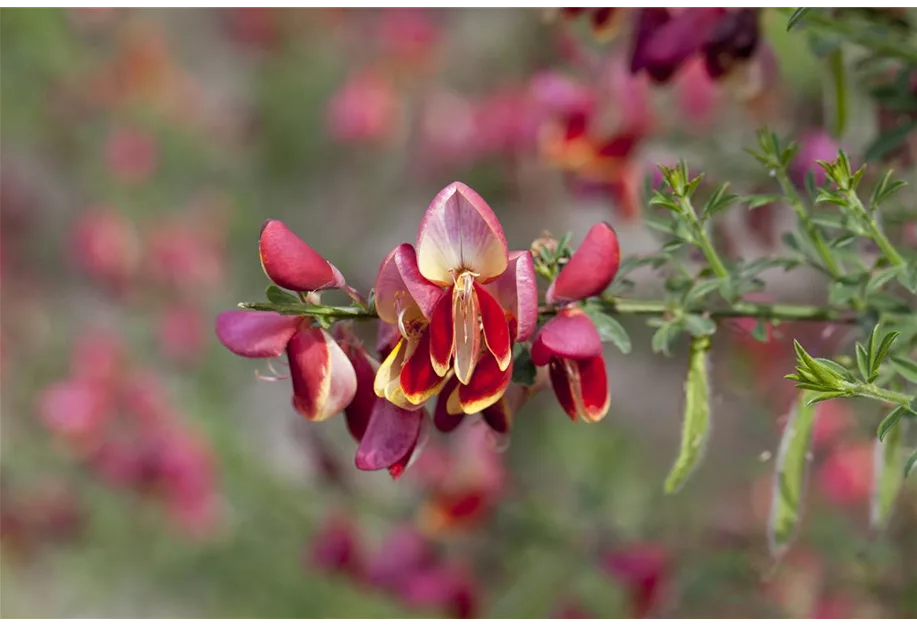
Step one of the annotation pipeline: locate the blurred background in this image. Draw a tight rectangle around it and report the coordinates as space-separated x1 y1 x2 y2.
2 7 916 618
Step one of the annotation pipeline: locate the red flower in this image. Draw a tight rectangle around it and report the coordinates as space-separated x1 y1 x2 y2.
532 308 610 423
602 543 669 618
547 222 620 304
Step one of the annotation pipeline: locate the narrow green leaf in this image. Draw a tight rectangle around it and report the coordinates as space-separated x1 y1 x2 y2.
786 7 811 31
665 335 712 494
905 448 917 478
814 358 853 382
867 325 882 368
877 406 908 441
584 309 632 355
871 419 907 530
741 194 783 209
266 285 301 306
856 344 871 382
873 331 900 375
511 343 537 386
868 266 903 291
686 279 723 302
768 390 818 558
805 391 848 405
889 355 917 384
898 264 917 294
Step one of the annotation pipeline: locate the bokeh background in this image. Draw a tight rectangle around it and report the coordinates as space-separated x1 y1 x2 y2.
2 7 916 618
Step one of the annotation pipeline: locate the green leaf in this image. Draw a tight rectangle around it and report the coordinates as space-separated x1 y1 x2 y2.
898 264 917 294
665 336 712 494
786 7 812 31
868 266 903 292
584 309 632 355
644 214 678 236
684 314 716 337
889 355 917 384
856 344 871 382
871 419 907 530
511 344 537 387
741 194 783 209
266 285 301 306
873 331 900 375
805 391 849 405
870 169 908 209
877 406 909 441
651 323 675 356
865 120 917 163
703 183 738 218
867 325 882 367
768 390 818 558
905 448 917 478
813 358 853 382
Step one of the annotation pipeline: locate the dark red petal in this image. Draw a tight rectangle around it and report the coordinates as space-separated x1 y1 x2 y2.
549 359 578 421
481 397 511 434
215 310 300 358
531 308 602 365
287 327 357 422
400 326 447 405
475 283 511 371
259 219 344 291
429 285 455 376
630 8 672 74
547 222 621 304
458 351 512 414
336 338 378 442
355 401 423 471
434 377 464 433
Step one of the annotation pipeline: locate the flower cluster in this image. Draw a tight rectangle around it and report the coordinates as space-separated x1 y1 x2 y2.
216 182 622 478
37 330 221 537
308 520 478 618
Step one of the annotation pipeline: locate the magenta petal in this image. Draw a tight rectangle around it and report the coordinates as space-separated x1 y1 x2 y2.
259 219 345 291
375 243 444 324
486 250 538 341
215 310 301 358
287 327 358 422
547 222 620 304
415 182 508 284
355 401 424 471
531 308 603 365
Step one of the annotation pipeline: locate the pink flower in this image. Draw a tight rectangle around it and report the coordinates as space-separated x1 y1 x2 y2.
373 183 538 419
547 222 620 304
216 221 356 422
71 207 141 291
815 442 873 506
157 304 207 366
326 71 399 145
601 543 669 618
791 129 840 188
308 514 363 577
106 126 158 183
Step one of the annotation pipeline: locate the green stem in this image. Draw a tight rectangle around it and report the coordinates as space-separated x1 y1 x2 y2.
240 297 865 325
844 189 906 267
775 169 844 278
853 383 915 408
678 194 730 280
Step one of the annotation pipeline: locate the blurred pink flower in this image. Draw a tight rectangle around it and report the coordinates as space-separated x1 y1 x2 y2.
815 442 873 506
106 126 158 183
376 9 440 69
601 542 670 618
71 329 126 384
157 304 207 366
38 379 113 445
71 207 141 291
308 514 363 578
790 129 840 188
811 400 855 450
674 58 720 130
366 525 435 590
397 562 478 619
326 70 399 145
